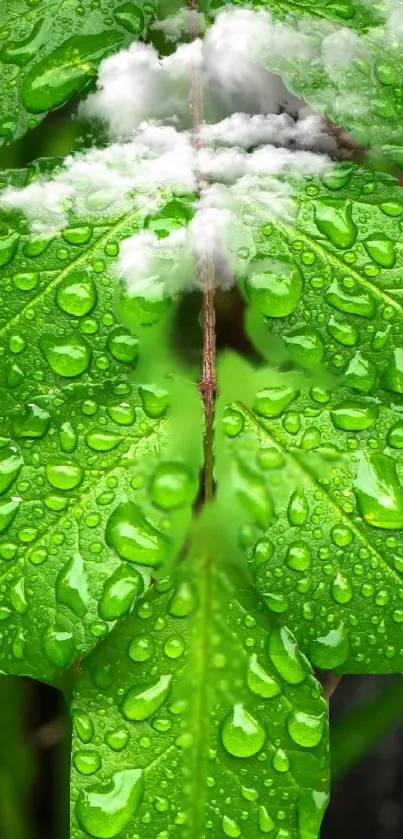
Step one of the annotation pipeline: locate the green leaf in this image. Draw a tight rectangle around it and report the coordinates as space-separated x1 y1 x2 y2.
0 168 202 684
0 0 158 145
239 163 403 407
216 353 403 674
70 523 329 839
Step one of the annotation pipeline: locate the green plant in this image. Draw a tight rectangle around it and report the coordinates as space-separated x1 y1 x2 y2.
0 0 403 837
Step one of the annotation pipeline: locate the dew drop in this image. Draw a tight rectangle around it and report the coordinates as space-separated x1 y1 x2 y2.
247 653 281 698
245 261 302 317
285 541 311 571
331 572 353 604
13 403 51 439
314 199 357 249
73 750 102 776
354 453 403 529
254 387 298 419
221 703 266 758
287 489 308 526
56 552 89 617
287 710 325 748
105 502 167 567
0 447 23 495
75 769 143 839
99 566 143 621
330 401 378 431
42 627 74 668
309 623 350 669
56 271 97 316
271 748 290 773
121 675 171 721
46 458 84 490
40 333 91 377
268 627 309 684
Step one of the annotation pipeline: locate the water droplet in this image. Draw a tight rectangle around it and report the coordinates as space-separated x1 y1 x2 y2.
56 271 97 316
113 2 145 34
0 232 19 267
286 541 311 571
163 636 185 658
56 552 89 617
22 32 124 113
85 430 123 451
314 199 357 249
107 327 138 363
0 498 20 534
331 572 353 604
382 349 403 394
73 750 102 776
0 447 23 495
344 352 376 393
105 502 167 567
287 710 325 747
258 806 276 833
59 421 77 453
222 815 241 837
13 271 39 291
364 235 396 268
268 627 310 684
75 769 143 839
168 581 196 617
107 403 135 426
73 710 94 743
325 280 375 319
42 627 74 668
221 704 265 758
0 19 47 66
254 387 298 419
283 326 324 366
327 315 358 347
330 401 378 431
320 164 353 190
354 453 403 529
121 675 171 721
139 385 169 418
62 226 92 245
10 577 28 614
99 566 143 621
222 407 244 437
309 623 350 669
106 728 129 752
298 790 329 839
40 332 91 377
46 458 83 490
287 489 308 526
246 261 302 317
247 653 281 698
149 462 193 510
331 525 352 546
128 635 154 662
13 403 51 438
374 58 397 85
387 420 403 449
271 748 290 773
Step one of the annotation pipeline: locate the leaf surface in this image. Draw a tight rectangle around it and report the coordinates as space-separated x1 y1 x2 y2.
0 168 201 683
70 547 329 839
0 0 158 144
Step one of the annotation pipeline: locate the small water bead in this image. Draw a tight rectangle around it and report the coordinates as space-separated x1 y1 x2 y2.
75 768 144 839
168 581 196 617
221 704 266 758
222 407 245 437
149 462 193 510
354 453 403 529
121 675 172 721
9 333 25 354
13 403 51 439
40 332 91 377
247 654 281 698
287 489 308 526
46 458 83 490
42 627 74 668
271 748 290 773
56 552 89 618
331 525 353 547
286 710 325 748
128 634 154 662
99 566 143 621
73 710 94 743
268 627 309 685
164 636 185 659
283 411 300 435
73 750 102 775
387 421 403 449
105 501 167 567
309 623 350 669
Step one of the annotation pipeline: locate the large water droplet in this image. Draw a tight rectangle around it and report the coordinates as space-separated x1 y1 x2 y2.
75 769 143 839
85 430 123 452
56 552 89 617
330 401 378 431
287 710 325 748
0 447 23 495
73 750 102 776
105 502 167 567
73 710 94 743
309 623 350 669
254 387 298 419
298 790 330 839
324 280 375 319
354 453 403 529
283 326 324 366
0 498 20 534
364 235 396 268
139 385 169 418
107 327 138 364
13 403 51 439
344 352 376 393
245 261 302 317
56 271 97 316
314 199 357 248
149 462 193 510
99 566 143 621
42 626 74 668
121 675 171 721
221 704 265 758
271 747 290 773
22 32 124 112
59 421 77 453
387 420 403 449
382 349 403 394
258 806 276 834
327 315 358 347
285 541 311 571
46 458 84 490
113 2 145 34
40 333 91 377
268 627 309 684
168 581 196 617
247 654 281 698
0 19 47 66
0 232 19 267
287 489 308 526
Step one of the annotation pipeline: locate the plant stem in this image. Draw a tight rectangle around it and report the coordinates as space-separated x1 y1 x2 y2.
187 0 216 503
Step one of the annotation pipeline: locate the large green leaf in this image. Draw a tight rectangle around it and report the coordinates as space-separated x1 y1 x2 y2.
0 0 158 145
0 167 202 684
70 535 329 839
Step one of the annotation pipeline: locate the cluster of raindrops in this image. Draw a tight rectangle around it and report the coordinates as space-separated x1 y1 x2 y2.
70 577 328 838
0 177 198 680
